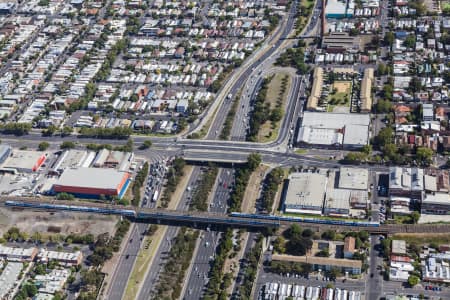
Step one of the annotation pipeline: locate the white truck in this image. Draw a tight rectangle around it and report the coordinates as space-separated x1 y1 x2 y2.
152 190 159 202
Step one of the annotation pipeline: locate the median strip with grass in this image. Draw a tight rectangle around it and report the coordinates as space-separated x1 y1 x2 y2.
220 91 242 140
190 164 219 211
247 73 291 143
152 228 199 299
123 225 163 300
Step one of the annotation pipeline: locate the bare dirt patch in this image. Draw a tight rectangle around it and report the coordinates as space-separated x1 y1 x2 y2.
0 207 118 237
332 81 351 93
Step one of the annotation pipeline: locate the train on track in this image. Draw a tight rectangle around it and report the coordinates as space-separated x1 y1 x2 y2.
229 212 380 227
4 200 278 228
4 200 380 228
5 200 137 217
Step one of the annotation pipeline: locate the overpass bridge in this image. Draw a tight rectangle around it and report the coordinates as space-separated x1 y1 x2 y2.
3 198 450 235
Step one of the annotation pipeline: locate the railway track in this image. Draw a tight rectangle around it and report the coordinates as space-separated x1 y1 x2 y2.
2 197 450 235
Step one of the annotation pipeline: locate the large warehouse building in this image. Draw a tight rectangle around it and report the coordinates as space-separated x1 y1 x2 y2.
53 168 131 199
284 172 327 215
284 168 369 216
296 112 370 149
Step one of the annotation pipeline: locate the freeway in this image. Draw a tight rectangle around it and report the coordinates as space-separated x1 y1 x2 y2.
183 168 233 299
136 167 202 299
106 156 167 300
182 3 304 295
204 0 299 140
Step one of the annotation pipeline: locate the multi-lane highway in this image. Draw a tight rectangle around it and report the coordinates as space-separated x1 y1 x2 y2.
136 167 202 299
205 0 299 140
183 168 234 299
107 159 167 300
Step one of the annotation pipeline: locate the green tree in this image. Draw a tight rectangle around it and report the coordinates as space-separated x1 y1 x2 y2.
416 147 433 166
409 76 422 93
42 125 57 136
383 143 398 160
384 32 395 47
273 236 286 253
38 142 50 151
61 126 73 136
23 283 38 297
322 230 336 240
60 141 76 149
56 192 74 200
284 224 303 239
408 274 420 286
0 123 31 135
375 127 394 147
286 235 312 256
343 152 366 164
377 63 387 76
139 140 152 150
375 99 393 113
362 144 372 155
404 34 416 49
247 153 262 171
270 108 283 122
31 232 42 244
411 211 420 224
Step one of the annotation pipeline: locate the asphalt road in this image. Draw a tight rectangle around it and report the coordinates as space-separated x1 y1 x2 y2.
108 223 148 300
107 156 167 300
136 166 202 299
205 0 299 140
183 168 233 299
367 235 383 300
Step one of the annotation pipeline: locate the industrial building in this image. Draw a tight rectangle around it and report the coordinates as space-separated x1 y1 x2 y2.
50 149 133 175
338 167 368 190
324 169 368 216
421 193 450 215
360 68 374 113
1 150 47 173
324 189 368 216
296 112 370 149
92 149 133 171
322 33 361 52
50 150 90 175
52 168 131 199
284 172 327 215
325 0 351 18
284 168 369 216
389 167 424 200
306 67 323 111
